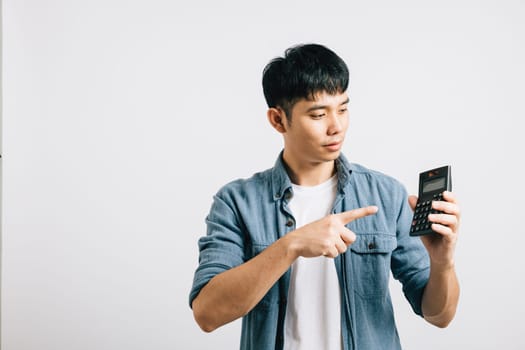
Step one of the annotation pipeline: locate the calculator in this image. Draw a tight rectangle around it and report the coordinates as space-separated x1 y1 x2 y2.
410 165 452 236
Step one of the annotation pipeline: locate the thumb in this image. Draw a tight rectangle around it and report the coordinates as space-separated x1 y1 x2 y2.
408 195 418 211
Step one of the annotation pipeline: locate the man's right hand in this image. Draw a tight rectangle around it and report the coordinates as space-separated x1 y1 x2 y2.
286 206 378 258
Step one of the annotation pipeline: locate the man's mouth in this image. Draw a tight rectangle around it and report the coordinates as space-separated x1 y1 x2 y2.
323 141 342 151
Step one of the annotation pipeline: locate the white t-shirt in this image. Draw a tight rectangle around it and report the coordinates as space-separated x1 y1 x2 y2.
283 175 342 350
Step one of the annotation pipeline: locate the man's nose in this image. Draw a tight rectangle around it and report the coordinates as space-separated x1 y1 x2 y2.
327 113 343 135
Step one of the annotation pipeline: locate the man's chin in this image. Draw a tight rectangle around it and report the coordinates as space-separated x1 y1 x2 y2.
325 147 342 157
319 150 341 162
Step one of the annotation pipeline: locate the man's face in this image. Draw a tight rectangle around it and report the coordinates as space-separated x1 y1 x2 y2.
282 91 349 165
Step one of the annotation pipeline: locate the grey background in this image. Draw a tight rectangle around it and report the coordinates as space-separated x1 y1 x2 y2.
2 0 524 349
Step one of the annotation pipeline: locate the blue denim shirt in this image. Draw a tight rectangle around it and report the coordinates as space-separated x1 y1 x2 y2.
190 153 430 350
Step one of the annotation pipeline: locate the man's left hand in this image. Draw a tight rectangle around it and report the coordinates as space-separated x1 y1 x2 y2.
408 191 461 268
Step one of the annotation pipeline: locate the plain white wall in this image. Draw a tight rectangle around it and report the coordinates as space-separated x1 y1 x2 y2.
2 0 524 349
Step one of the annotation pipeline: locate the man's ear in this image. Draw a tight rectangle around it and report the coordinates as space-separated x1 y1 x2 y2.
267 107 288 133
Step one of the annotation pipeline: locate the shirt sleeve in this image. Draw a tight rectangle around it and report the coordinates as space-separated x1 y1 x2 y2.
391 186 430 316
189 189 246 308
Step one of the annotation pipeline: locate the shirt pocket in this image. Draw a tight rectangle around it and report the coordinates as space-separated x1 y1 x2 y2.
349 233 397 299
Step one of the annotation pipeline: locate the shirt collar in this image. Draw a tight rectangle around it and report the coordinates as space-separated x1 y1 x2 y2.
270 150 353 201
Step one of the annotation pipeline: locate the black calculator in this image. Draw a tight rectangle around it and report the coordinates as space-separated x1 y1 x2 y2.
410 165 452 236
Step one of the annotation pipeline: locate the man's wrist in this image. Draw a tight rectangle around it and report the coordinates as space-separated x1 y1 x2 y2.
430 259 455 274
279 232 300 261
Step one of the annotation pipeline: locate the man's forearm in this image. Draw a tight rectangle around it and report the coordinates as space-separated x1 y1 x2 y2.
421 263 460 328
191 234 297 332
192 207 375 332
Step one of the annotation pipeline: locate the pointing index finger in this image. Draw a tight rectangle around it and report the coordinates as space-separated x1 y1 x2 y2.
335 206 378 224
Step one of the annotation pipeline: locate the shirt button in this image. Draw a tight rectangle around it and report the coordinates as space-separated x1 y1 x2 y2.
368 242 376 250
286 219 294 227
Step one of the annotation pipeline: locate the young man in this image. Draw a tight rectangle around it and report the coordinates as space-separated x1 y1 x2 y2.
189 44 460 350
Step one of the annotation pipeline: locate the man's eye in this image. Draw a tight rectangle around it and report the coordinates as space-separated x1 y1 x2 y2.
311 113 325 119
339 108 348 113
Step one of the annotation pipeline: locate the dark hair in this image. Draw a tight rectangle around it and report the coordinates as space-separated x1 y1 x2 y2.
262 43 349 121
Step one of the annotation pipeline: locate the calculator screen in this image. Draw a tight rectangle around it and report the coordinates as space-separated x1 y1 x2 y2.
422 177 446 193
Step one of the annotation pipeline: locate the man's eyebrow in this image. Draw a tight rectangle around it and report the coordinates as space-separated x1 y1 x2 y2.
305 104 327 113
305 98 350 113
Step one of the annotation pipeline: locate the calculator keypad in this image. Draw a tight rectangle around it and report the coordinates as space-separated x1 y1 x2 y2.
410 193 443 235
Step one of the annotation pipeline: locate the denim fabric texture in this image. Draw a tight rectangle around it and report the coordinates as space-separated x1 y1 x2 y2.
190 152 430 350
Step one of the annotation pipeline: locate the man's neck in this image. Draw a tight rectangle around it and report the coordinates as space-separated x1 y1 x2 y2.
282 153 337 187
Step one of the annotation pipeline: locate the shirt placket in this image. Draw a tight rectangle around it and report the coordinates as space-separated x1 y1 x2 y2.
274 188 295 349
